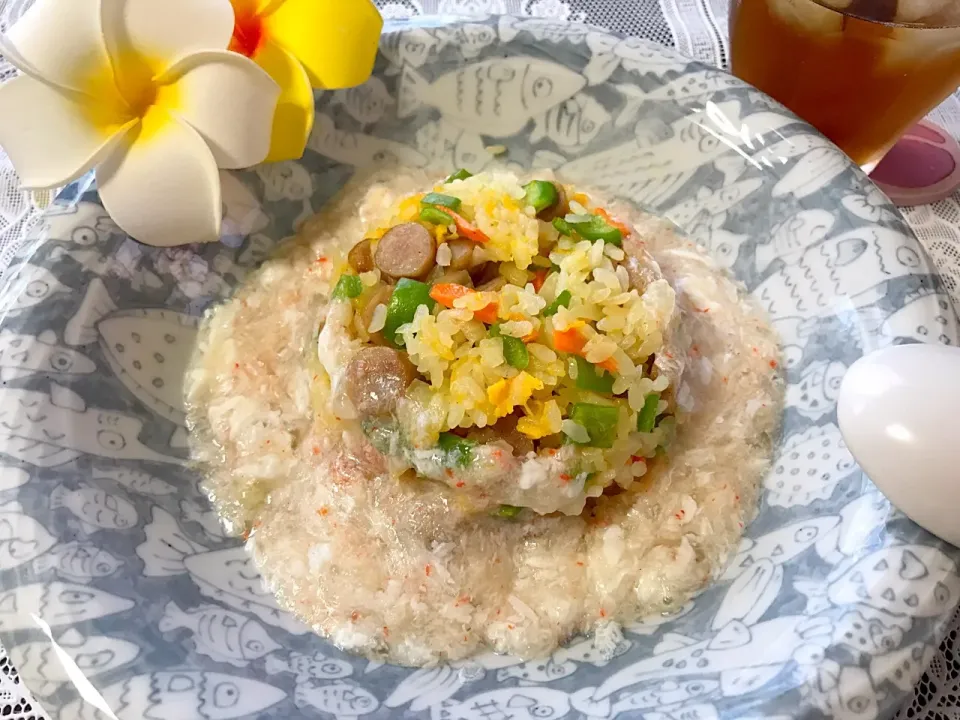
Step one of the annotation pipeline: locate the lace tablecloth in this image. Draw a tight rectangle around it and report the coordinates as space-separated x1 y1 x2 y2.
0 1 958 720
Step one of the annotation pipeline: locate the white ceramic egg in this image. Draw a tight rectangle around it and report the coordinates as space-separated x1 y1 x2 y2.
838 343 960 547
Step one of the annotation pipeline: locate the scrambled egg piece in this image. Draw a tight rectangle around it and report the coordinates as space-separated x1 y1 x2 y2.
517 400 563 439
487 372 543 419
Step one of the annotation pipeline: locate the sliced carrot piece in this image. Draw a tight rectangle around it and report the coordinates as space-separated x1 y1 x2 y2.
532 269 549 293
596 207 631 237
448 210 490 244
474 301 499 324
597 357 618 373
521 329 540 344
429 282 473 308
553 327 587 355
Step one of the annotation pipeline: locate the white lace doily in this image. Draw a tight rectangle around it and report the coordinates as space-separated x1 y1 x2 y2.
0 1 958 719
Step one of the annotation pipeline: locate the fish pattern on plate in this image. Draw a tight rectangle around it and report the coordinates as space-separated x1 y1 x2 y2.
0 17 957 720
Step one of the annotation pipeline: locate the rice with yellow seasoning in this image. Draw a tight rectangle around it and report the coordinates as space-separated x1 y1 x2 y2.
186 168 783 665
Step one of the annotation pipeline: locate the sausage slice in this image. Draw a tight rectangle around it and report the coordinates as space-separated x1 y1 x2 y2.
375 223 436 279
348 239 375 273
344 346 416 417
447 238 479 271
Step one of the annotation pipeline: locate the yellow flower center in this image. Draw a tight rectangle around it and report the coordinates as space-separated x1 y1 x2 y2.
75 49 181 140
229 5 267 58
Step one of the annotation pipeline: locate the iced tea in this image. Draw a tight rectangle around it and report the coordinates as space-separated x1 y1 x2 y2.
729 0 960 167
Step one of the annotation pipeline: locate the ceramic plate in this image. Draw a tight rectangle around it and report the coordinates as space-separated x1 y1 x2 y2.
0 16 958 720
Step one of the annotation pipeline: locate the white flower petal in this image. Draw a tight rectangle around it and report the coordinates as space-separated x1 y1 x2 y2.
161 51 279 169
4 0 113 94
103 0 234 73
0 75 132 189
97 113 221 247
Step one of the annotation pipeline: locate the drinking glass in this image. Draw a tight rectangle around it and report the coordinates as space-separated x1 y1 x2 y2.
728 0 960 168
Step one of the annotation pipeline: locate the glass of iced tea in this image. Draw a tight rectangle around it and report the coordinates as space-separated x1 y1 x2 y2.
729 0 960 168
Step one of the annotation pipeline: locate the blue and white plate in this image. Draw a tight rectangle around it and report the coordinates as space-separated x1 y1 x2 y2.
0 16 957 720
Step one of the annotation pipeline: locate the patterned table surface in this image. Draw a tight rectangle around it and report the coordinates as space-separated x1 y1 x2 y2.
0 1 959 720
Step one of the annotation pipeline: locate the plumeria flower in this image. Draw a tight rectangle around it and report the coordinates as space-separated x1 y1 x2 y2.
0 0 281 246
227 0 383 162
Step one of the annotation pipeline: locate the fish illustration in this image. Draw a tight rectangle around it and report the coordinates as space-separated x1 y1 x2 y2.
266 650 353 681
617 70 743 111
294 679 380 718
559 100 791 211
875 289 958 345
136 506 309 635
160 601 282 667
0 263 70 315
0 464 29 492
333 76 393 125
254 163 310 230
583 32 690 85
531 149 568 169
398 59 586 137
773 146 850 200
666 178 764 228
586 616 833 700
94 466 177 496
415 120 492 172
436 22 497 59
555 630 632 666
62 671 286 720
799 661 879 720
815 489 892 566
33 541 122 581
237 232 276 268
797 544 960 618
40 201 120 245
750 133 834 168
0 501 57 569
559 115 716 210
41 201 161 291
50 242 164 293
786 359 847 420
387 650 574 711
611 680 720 714
869 641 934 692
65 278 199 425
385 664 473 711
530 92 610 150
181 497 228 539
379 26 445 74
10 628 140 698
843 187 899 224
721 516 841 581
496 657 577 683
754 227 927 321
769 315 818 370
308 112 428 168
50 483 137 533
498 15 603 44
764 423 856 508
0 329 96 381
257 161 313 202
220 171 270 239
755 209 836 272
626 602 694 635
431 688 571 720
693 226 743 270
832 609 904 656
712 559 782 630
574 691 719 720
0 581 134 630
